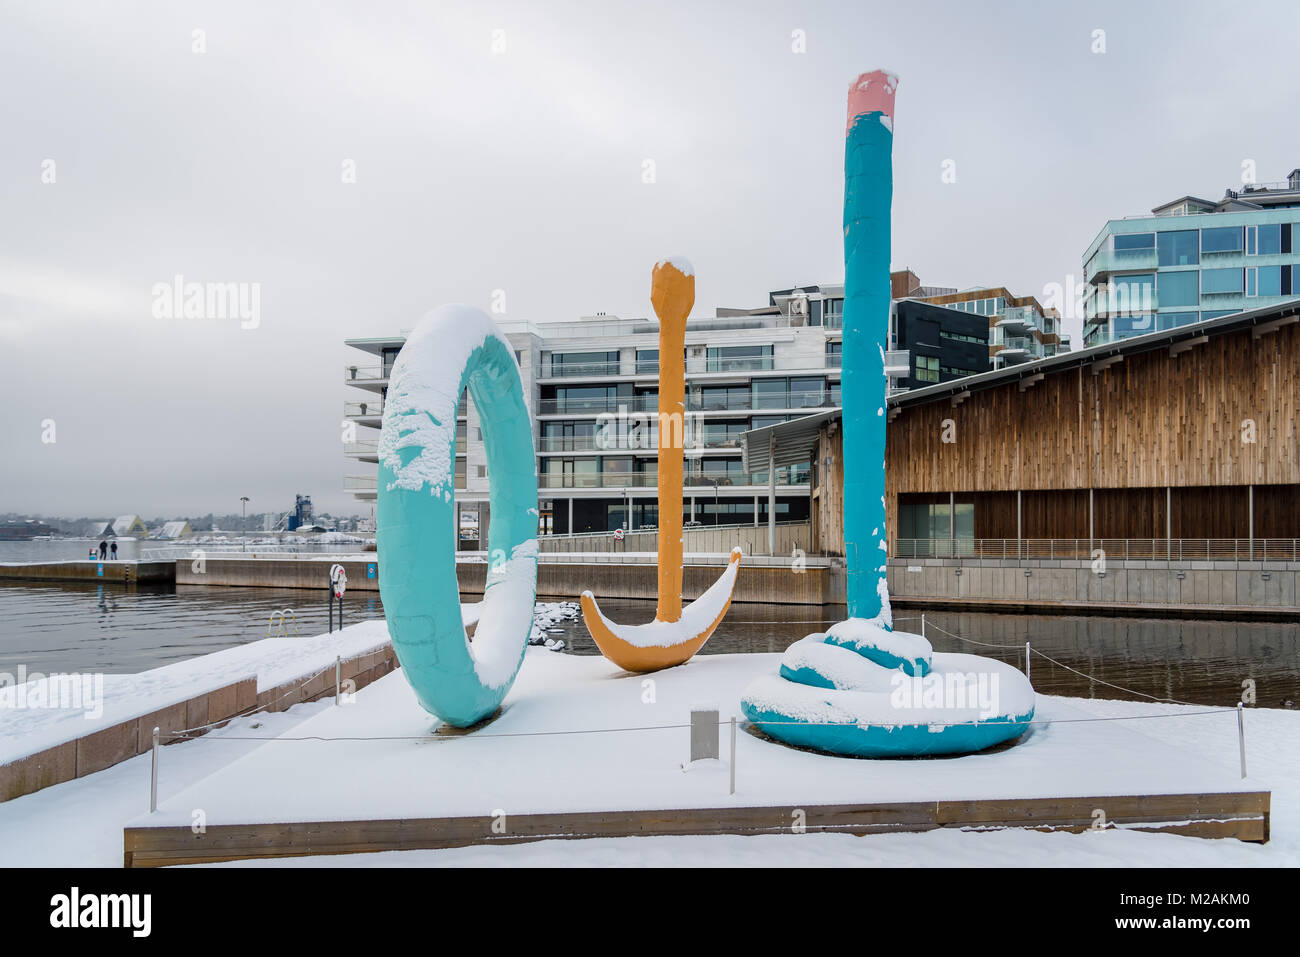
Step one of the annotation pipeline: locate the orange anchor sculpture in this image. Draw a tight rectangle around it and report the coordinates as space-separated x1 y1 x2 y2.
580 258 743 672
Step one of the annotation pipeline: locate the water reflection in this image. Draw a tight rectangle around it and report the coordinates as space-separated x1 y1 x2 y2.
544 599 1300 709
2 581 1294 709
0 581 385 675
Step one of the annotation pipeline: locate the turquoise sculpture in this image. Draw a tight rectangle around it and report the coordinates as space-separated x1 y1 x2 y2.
377 304 539 727
740 71 1036 757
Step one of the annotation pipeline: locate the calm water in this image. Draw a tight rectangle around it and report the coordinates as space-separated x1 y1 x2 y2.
0 580 1295 708
0 582 384 675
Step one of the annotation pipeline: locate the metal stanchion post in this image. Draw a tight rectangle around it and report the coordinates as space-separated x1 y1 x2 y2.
150 726 159 813
1237 702 1247 779
1025 641 1031 682
335 655 342 705
729 716 736 796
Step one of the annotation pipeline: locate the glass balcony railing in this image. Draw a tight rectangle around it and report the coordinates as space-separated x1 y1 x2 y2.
344 364 388 382
538 468 809 489
539 389 835 416
546 360 623 377
1087 246 1158 276
343 400 384 418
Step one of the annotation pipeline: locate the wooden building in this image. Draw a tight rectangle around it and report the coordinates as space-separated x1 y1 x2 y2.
748 300 1300 558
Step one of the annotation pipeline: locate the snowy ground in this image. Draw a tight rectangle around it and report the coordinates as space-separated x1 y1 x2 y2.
1 633 1293 868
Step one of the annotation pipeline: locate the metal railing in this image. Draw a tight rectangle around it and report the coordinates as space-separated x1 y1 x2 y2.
538 388 835 416
343 400 384 418
894 538 1300 562
344 364 389 382
538 469 808 489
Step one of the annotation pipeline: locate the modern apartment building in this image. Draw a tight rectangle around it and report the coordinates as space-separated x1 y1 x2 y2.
344 294 838 541
1083 166 1300 345
890 269 1069 383
342 272 1068 540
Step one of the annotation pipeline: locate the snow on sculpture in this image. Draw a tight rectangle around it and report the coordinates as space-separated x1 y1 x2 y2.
378 304 539 727
581 258 743 672
740 71 1036 756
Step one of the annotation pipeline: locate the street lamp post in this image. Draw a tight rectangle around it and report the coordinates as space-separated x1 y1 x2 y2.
240 496 250 552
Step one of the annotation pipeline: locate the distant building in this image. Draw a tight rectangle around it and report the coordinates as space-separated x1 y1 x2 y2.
1083 166 1300 345
155 521 193 539
111 515 148 537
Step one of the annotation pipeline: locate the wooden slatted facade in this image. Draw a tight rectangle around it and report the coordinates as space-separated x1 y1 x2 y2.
803 313 1300 553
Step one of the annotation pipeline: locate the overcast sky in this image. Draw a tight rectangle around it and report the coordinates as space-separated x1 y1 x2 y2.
2 0 1297 518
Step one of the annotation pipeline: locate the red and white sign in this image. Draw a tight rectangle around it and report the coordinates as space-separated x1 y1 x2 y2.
613 528 625 542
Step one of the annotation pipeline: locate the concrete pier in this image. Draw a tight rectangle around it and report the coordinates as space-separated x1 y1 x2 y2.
0 560 175 585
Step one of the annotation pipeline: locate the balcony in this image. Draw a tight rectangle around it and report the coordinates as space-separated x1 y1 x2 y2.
343 400 384 424
883 350 909 375
538 468 808 489
996 306 1039 336
344 440 379 462
545 359 623 378
343 364 389 389
1087 246 1158 278
538 389 835 416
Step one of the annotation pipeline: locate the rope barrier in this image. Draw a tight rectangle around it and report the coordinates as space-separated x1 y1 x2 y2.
164 705 1238 745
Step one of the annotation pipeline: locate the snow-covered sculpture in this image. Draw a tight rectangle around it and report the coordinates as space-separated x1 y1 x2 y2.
581 258 743 671
740 71 1036 756
378 305 538 727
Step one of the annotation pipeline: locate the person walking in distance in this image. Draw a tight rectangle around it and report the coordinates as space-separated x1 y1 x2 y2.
110 541 118 560
98 540 108 560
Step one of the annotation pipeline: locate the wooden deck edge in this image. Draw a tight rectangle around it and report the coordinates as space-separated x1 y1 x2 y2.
1 645 398 805
122 791 1271 867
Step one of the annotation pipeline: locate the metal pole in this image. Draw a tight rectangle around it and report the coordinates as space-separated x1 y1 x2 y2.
1170 486 1180 561
1016 489 1022 561
1248 484 1254 560
729 716 736 796
149 728 159 811
1025 641 1031 682
335 655 341 705
1088 487 1094 556
1237 702 1247 779
767 437 776 555
921 613 926 640
328 583 333 634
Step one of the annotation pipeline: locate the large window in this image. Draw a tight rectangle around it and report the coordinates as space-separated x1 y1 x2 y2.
1201 268 1243 295
1156 312 1199 330
1201 226 1243 254
1114 232 1155 250
706 344 772 372
788 376 826 409
915 355 939 383
1157 270 1198 307
1158 230 1199 267
635 349 658 374
1110 273 1154 314
1256 224 1282 255
554 384 620 414
752 378 788 410
552 351 617 377
1258 265 1283 297
697 384 749 411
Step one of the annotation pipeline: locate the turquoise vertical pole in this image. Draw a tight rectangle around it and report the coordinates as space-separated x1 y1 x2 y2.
841 70 897 626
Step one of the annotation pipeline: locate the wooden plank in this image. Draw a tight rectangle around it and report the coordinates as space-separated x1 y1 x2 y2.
122 791 1268 867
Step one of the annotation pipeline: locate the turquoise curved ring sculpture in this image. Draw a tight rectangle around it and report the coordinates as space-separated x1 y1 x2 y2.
377 304 539 727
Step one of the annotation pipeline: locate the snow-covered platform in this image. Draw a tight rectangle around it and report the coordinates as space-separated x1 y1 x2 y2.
123 650 1269 866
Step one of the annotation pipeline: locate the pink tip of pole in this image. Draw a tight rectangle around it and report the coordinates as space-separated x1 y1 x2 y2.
847 69 898 135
